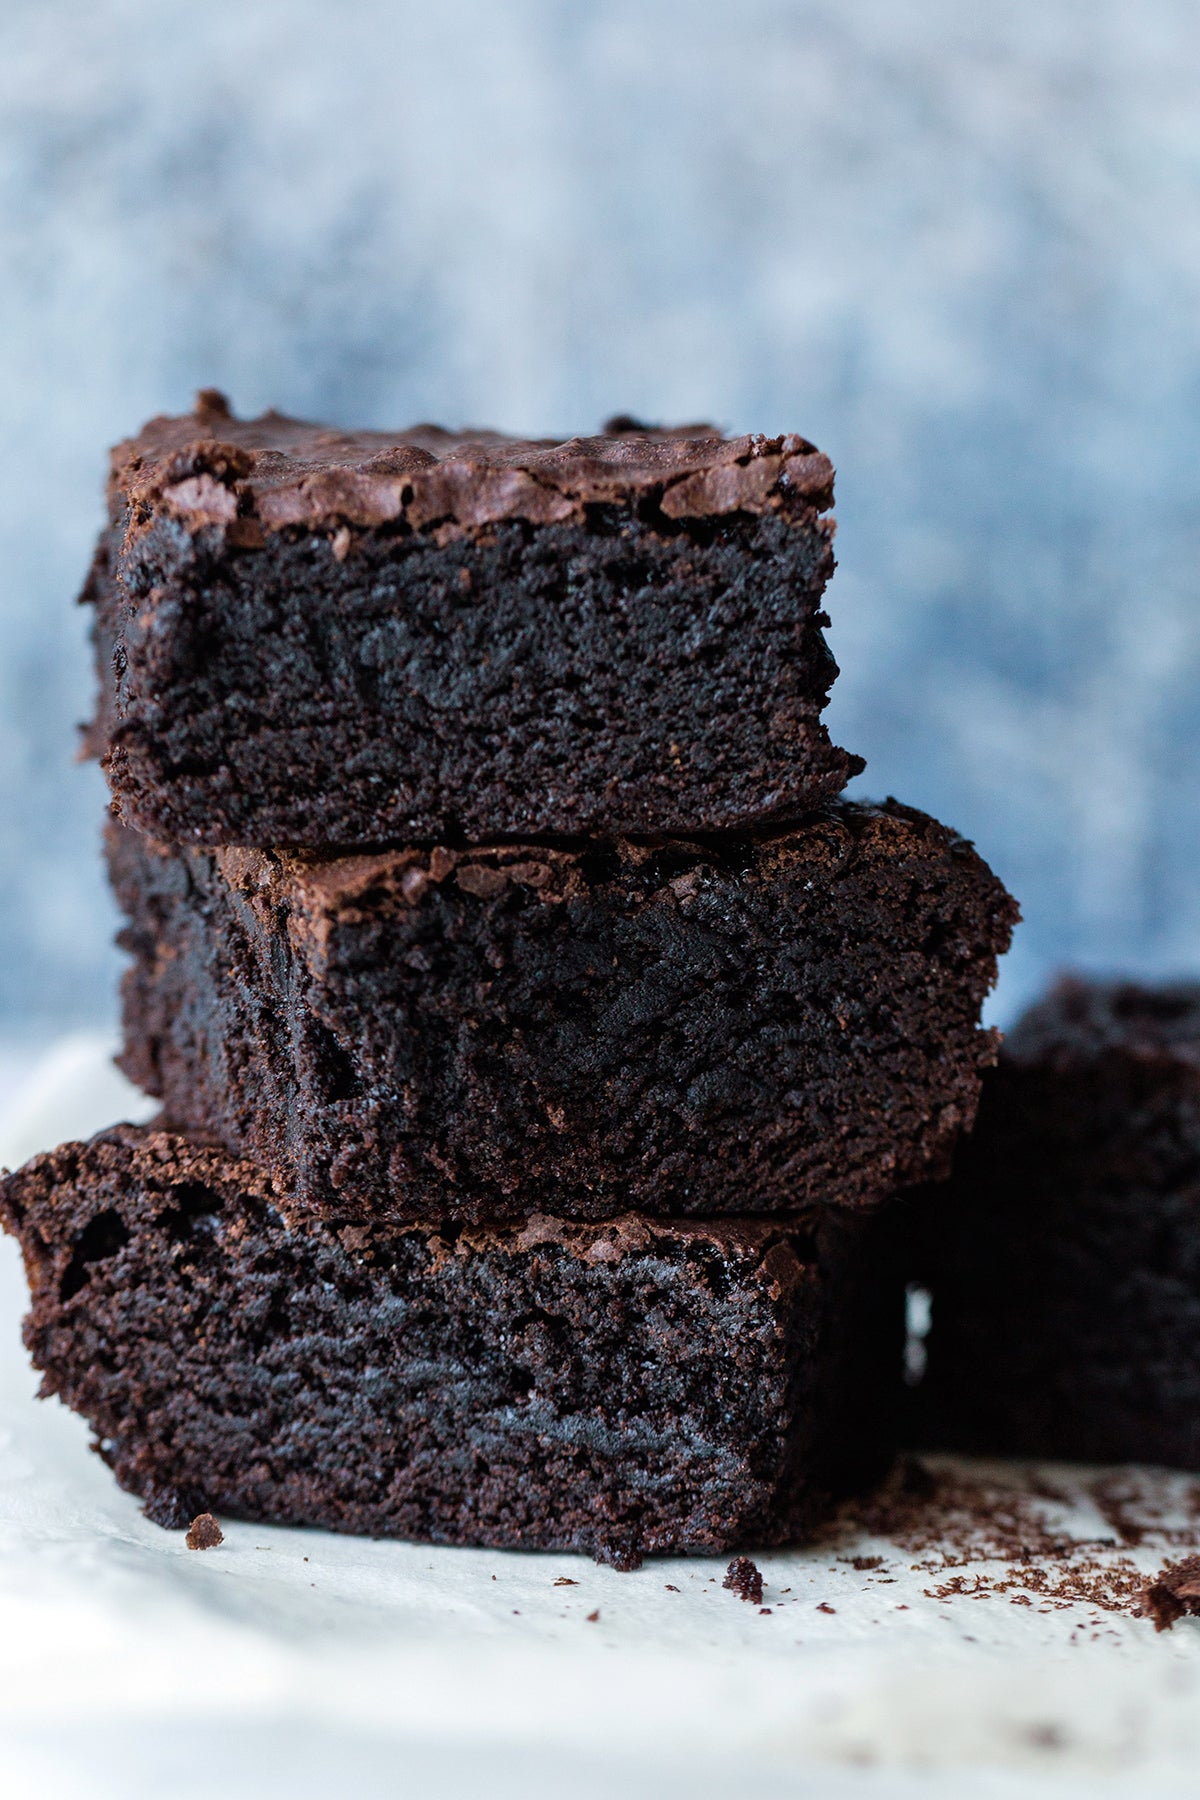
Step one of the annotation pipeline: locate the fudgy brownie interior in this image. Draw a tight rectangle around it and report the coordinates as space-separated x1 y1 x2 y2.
1 1124 904 1566
110 799 1018 1224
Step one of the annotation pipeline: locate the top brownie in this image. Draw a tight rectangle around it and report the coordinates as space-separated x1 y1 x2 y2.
84 391 862 848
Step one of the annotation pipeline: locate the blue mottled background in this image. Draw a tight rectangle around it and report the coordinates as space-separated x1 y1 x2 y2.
3 0 1200 1042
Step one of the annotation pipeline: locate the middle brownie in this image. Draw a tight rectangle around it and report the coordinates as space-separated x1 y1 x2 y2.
110 798 1018 1225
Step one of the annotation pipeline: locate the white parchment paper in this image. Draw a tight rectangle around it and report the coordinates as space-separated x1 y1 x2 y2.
1 1038 1199 1800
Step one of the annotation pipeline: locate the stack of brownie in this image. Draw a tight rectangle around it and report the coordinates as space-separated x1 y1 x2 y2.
0 393 1017 1566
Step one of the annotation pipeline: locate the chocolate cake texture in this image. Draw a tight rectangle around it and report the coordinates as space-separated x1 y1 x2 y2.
109 798 1018 1226
919 976 1200 1469
0 1125 904 1566
85 391 861 847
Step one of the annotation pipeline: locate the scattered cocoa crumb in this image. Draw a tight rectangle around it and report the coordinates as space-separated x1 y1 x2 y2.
759 1607 772 1615
1140 1555 1200 1632
816 1602 836 1615
723 1556 764 1604
841 1554 884 1571
553 1577 578 1587
819 1459 1200 1622
1027 1473 1071 1505
1090 1475 1149 1548
664 1584 679 1592
185 1513 223 1551
586 1609 600 1622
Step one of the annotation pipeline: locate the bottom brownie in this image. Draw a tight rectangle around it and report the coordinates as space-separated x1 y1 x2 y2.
918 976 1200 1468
0 1125 903 1564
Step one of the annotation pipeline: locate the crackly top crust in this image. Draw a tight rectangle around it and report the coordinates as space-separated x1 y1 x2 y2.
0 1123 822 1283
213 799 978 913
108 389 836 542
196 798 1016 987
1007 975 1200 1071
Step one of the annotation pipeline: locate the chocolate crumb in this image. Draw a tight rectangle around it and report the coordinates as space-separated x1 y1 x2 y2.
1090 1475 1148 1548
554 1577 578 1587
819 1459 1191 1619
842 1554 884 1571
816 1602 837 1614
1140 1555 1200 1631
586 1609 600 1622
723 1556 764 1604
185 1513 223 1551
665 1584 680 1592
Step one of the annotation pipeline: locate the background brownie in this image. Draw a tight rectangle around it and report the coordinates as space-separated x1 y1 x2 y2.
918 976 1200 1468
110 798 1018 1225
0 1125 904 1566
85 391 862 847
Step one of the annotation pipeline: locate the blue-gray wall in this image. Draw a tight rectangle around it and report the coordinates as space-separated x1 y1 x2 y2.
4 0 1200 1034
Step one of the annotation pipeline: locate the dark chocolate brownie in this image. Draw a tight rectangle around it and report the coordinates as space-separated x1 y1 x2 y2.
0 1124 904 1566
109 799 1018 1225
919 977 1200 1469
84 391 862 847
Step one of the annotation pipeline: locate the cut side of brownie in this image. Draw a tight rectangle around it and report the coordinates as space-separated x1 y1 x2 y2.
109 799 1018 1226
0 1125 904 1566
918 976 1200 1468
85 391 862 847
